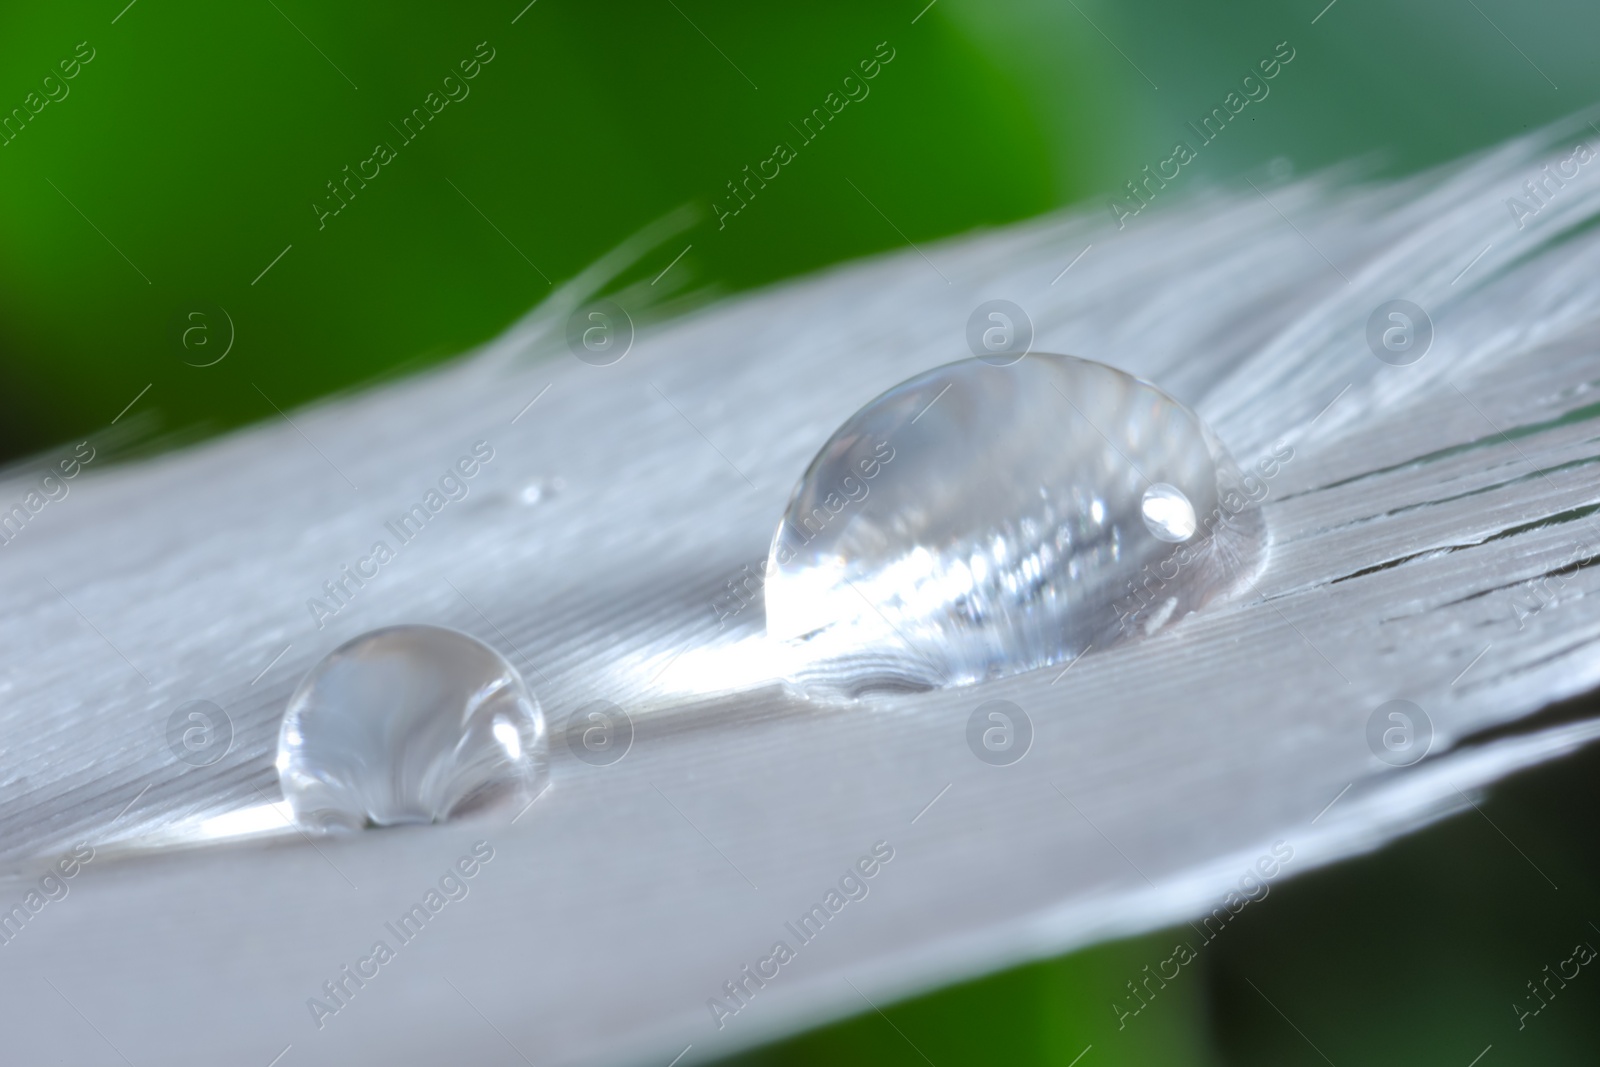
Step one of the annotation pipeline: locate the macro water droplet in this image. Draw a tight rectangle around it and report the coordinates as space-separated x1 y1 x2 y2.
277 625 548 831
765 354 1266 690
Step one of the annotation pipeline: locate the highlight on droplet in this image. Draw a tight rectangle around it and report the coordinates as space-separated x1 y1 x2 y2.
1141 483 1198 543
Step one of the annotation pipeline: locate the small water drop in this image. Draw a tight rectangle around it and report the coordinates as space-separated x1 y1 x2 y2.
519 477 565 505
765 354 1266 690
276 625 548 831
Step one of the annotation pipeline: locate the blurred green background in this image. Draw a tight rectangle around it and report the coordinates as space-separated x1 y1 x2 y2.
718 737 1600 1066
4 0 1599 462
4 1 1599 1062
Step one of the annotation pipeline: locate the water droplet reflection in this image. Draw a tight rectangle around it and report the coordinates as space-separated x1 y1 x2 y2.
1141 483 1197 543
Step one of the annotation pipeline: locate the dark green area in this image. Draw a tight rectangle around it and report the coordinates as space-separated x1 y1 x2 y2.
5 0 1600 463
717 935 1218 1067
719 736 1600 1066
0 0 1095 462
1206 737 1600 1065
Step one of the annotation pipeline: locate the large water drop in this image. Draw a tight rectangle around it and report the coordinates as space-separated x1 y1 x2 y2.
276 625 548 830
765 354 1267 690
